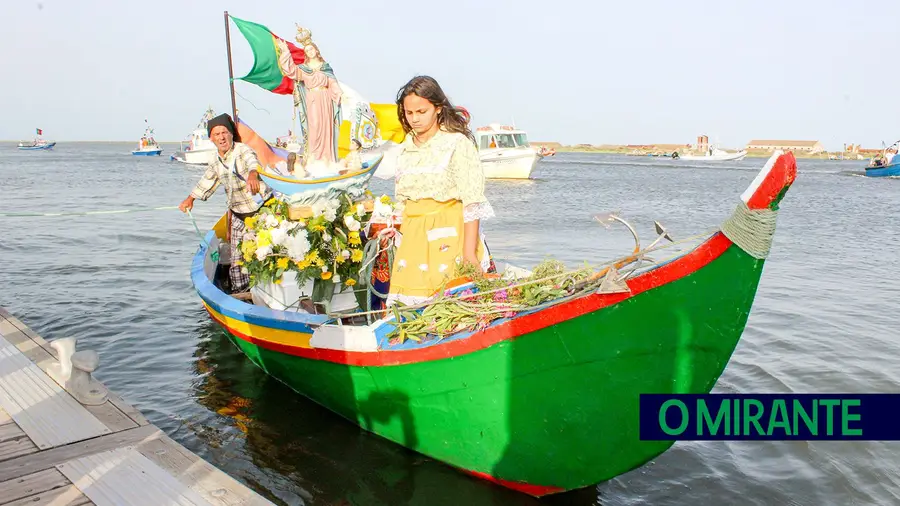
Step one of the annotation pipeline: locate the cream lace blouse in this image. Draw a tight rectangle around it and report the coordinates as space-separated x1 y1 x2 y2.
394 129 495 222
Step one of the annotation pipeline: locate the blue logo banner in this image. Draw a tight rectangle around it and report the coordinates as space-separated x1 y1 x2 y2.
639 394 900 441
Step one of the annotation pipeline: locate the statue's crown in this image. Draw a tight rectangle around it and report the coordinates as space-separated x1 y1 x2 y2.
295 24 312 46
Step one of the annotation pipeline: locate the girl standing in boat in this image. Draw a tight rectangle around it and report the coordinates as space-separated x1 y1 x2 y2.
385 75 495 307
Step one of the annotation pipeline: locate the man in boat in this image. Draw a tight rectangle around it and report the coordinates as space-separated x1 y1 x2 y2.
178 113 269 294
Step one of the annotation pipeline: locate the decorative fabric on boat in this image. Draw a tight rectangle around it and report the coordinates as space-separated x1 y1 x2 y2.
720 201 778 259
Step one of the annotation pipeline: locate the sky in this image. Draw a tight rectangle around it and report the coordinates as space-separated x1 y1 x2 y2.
2 0 898 150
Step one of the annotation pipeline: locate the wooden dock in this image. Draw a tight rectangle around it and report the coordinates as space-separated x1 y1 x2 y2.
0 307 275 506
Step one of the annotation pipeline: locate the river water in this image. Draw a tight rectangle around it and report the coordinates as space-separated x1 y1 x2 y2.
1 143 898 505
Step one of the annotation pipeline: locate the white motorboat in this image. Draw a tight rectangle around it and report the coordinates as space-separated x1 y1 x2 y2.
171 108 217 165
677 147 747 161
474 124 541 179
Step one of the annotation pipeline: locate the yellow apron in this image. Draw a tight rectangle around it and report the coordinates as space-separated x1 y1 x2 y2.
387 199 488 302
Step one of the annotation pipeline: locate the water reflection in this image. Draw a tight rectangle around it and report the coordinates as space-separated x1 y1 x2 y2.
189 324 590 505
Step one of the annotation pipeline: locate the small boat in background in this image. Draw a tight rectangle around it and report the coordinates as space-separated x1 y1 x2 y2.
675 134 746 162
864 140 900 177
677 147 747 161
171 108 217 165
274 133 303 153
475 124 541 179
17 128 56 150
132 120 163 156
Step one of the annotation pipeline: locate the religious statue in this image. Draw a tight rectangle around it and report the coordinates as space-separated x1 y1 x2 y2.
275 25 342 164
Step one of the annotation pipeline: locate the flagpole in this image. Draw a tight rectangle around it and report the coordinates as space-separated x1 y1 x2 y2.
224 11 238 122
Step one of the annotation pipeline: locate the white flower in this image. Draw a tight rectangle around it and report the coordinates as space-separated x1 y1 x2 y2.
343 214 361 232
419 263 429 271
255 244 272 261
270 227 288 247
323 207 337 222
439 264 448 273
356 204 365 217
373 200 392 217
311 201 326 217
242 230 257 242
285 232 311 261
264 214 279 228
323 232 332 242
332 274 341 284
341 249 351 260
321 265 329 273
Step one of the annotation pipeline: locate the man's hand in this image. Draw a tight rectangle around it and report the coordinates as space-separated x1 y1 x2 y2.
247 170 261 194
179 196 195 213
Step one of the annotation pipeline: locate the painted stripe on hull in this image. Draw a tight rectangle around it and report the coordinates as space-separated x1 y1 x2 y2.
202 232 731 366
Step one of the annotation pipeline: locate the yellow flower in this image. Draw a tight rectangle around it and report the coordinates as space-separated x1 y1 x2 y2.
348 231 361 246
315 257 325 267
379 195 391 205
256 230 272 248
351 249 364 262
295 259 311 269
244 216 258 229
265 197 277 206
305 250 319 263
241 240 257 262
335 254 346 264
345 279 357 287
274 277 283 285
276 257 289 270
321 271 333 280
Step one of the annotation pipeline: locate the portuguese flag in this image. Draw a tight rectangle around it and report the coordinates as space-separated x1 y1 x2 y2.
230 16 305 95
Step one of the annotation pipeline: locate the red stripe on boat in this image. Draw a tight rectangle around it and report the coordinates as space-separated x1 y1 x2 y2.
213 233 734 366
460 469 564 497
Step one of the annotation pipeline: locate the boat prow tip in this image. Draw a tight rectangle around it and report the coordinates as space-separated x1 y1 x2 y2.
740 150 798 210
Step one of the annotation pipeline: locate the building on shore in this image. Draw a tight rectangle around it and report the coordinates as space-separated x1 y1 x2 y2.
745 140 825 154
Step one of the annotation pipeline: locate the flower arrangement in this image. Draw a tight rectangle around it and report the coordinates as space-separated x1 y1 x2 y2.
236 192 399 305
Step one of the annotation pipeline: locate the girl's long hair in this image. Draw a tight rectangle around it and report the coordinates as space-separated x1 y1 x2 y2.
396 76 474 143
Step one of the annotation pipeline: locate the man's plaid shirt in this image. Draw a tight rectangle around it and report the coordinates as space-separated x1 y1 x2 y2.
190 142 270 215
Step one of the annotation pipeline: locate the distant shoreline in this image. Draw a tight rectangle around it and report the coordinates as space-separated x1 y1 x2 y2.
551 145 868 160
0 140 185 144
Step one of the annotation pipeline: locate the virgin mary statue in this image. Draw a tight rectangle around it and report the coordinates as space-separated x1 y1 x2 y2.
276 25 342 164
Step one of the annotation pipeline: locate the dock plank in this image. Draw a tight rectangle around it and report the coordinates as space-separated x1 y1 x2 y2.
0 435 38 461
57 447 212 506
0 424 161 483
0 468 71 504
3 484 93 506
138 436 273 506
0 335 111 449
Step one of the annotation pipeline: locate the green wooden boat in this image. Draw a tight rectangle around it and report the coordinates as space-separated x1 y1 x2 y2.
190 151 798 496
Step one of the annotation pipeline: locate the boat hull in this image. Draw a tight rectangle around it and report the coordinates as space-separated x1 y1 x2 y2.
194 230 764 495
864 163 900 177
678 150 747 161
480 149 540 179
17 142 56 150
132 149 163 156
172 149 215 165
